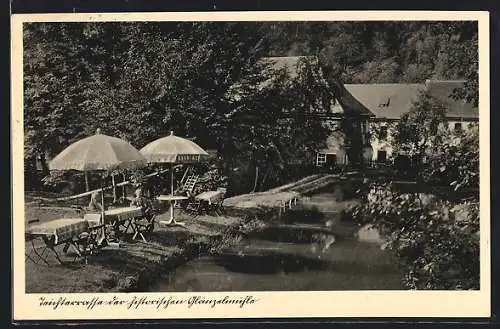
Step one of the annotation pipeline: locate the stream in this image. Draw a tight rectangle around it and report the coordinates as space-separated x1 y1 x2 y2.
148 180 404 291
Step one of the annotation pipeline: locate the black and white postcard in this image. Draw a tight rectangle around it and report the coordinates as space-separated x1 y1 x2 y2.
11 10 491 320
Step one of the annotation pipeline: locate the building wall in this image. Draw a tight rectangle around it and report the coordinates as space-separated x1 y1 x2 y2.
368 119 478 162
316 118 374 166
316 117 478 166
316 131 348 166
368 121 397 162
446 120 477 133
371 139 394 162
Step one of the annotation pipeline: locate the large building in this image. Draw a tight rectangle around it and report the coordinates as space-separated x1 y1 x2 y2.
340 80 479 164
266 56 479 167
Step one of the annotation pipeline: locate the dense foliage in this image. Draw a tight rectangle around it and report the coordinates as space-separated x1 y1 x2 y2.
349 183 479 290
24 21 478 194
423 124 479 190
394 92 448 161
393 92 479 190
267 22 477 88
24 22 333 193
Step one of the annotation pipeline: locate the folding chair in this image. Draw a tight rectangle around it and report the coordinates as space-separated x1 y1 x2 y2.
72 223 105 264
184 197 203 218
27 233 68 266
130 203 159 243
188 188 227 218
25 219 51 265
83 213 108 245
208 188 227 217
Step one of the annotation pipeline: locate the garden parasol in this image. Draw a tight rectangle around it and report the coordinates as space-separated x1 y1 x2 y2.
49 128 147 238
140 131 210 225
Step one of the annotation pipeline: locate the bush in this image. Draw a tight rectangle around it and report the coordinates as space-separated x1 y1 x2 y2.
41 170 87 195
423 125 479 190
348 183 479 290
193 167 228 195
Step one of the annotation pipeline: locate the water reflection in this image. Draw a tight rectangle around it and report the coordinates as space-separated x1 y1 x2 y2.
216 252 330 274
148 181 404 292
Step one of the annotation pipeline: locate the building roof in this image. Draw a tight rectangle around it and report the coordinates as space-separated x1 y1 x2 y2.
343 83 425 119
424 80 479 119
343 80 479 120
334 83 377 117
254 57 479 121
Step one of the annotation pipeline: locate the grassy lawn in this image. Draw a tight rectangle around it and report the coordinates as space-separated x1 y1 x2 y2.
24 205 245 293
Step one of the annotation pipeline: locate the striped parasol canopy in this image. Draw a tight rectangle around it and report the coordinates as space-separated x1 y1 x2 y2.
139 131 209 164
49 128 147 171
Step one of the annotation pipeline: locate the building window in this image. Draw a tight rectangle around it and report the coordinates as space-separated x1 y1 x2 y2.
316 153 327 166
454 122 463 133
379 126 388 140
377 150 387 163
326 154 337 166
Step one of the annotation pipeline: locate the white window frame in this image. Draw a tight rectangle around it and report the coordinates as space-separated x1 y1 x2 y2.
316 153 327 166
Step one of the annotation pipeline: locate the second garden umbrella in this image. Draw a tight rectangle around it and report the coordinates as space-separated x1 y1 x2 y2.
140 131 210 225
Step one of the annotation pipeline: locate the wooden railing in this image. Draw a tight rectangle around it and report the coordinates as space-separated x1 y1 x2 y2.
38 165 183 202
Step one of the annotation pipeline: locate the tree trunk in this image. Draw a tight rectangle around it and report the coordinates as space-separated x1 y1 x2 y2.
251 166 259 193
259 167 270 191
39 153 50 176
112 174 117 202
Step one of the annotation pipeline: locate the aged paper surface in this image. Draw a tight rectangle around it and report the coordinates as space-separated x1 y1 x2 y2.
11 11 491 320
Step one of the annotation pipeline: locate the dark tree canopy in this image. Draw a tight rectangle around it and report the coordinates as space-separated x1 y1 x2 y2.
23 21 477 191
24 21 334 192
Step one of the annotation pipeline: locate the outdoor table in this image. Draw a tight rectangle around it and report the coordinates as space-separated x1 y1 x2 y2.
156 195 189 226
195 190 224 205
192 190 226 217
26 218 91 265
104 206 143 224
102 206 144 241
85 206 145 242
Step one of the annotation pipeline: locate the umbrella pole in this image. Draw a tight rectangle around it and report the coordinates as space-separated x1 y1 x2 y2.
84 171 89 192
122 173 126 198
101 176 105 212
166 162 185 227
112 174 117 203
100 177 108 247
170 163 174 222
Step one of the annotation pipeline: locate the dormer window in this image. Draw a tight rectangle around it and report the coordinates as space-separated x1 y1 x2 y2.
379 97 391 108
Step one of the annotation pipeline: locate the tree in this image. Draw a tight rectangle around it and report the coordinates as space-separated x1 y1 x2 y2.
393 91 448 165
263 21 477 85
24 22 334 194
24 23 92 172
349 183 479 290
449 34 479 107
393 91 479 190
423 124 479 190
